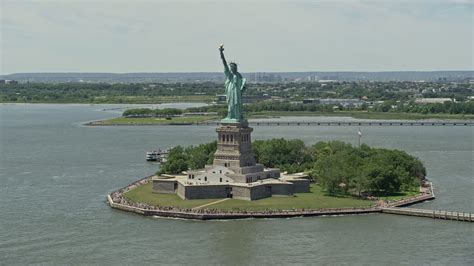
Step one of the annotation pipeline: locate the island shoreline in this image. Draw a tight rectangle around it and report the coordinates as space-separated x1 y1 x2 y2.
106 175 437 221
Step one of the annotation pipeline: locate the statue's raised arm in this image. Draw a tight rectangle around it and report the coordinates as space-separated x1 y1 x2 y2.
219 44 231 77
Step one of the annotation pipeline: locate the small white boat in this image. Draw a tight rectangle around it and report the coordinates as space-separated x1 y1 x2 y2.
146 151 160 161
146 149 169 162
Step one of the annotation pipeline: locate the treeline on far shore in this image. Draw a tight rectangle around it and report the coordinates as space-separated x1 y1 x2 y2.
122 100 474 119
2 81 473 115
1 80 472 104
159 139 426 197
123 108 183 117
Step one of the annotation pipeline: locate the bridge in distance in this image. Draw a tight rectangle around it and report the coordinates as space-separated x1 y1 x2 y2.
195 121 474 127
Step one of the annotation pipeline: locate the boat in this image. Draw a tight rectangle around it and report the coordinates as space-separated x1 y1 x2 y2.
146 149 169 162
146 151 160 161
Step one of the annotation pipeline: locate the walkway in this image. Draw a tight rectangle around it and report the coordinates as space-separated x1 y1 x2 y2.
382 207 473 222
192 198 230 210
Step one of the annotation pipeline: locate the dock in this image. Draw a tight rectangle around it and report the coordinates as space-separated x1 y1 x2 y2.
382 207 473 222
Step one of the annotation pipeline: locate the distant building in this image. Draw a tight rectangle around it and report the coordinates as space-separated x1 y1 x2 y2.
0 79 18 84
415 98 453 104
302 99 319 104
303 98 364 107
216 95 226 102
243 95 271 103
270 96 285 102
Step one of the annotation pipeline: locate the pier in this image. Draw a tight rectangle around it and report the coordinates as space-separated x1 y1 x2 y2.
196 121 474 127
382 207 473 222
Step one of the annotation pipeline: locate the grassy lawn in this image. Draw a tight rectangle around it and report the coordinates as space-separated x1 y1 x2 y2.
372 189 420 201
248 111 474 120
92 115 219 125
124 183 217 208
124 183 377 211
211 185 373 211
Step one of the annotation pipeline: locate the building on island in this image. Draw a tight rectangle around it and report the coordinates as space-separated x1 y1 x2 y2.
302 98 364 108
0 79 18 84
414 98 453 104
152 120 311 201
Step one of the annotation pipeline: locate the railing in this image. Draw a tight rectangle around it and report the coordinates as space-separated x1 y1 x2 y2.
382 207 473 222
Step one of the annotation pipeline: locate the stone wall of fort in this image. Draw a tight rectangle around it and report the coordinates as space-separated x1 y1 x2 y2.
288 179 311 193
177 182 186 199
249 185 272 200
183 184 229 199
232 186 252 200
233 185 274 201
153 180 176 194
270 183 294 196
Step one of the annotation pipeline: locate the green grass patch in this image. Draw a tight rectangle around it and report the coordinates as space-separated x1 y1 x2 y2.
124 183 422 211
372 189 420 201
210 185 373 211
92 115 219 125
125 183 376 211
124 183 217 208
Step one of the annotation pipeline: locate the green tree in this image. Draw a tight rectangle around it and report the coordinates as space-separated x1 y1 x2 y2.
158 146 188 174
186 141 217 170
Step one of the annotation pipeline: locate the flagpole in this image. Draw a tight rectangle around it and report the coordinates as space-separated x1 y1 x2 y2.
358 127 362 148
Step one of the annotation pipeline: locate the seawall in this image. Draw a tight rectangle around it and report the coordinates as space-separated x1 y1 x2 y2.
107 195 381 220
106 176 446 221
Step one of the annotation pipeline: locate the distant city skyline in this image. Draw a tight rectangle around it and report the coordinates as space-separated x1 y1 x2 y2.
1 0 473 74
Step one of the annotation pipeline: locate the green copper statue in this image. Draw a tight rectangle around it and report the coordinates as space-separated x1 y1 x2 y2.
219 44 246 123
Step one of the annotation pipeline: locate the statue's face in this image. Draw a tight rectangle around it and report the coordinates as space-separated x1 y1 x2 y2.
230 63 238 73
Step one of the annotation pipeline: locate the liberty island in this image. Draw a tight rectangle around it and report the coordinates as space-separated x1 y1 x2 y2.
151 45 311 200
105 46 471 222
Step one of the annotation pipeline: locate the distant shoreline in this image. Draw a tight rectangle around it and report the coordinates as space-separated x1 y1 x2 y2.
84 112 474 126
2 70 473 83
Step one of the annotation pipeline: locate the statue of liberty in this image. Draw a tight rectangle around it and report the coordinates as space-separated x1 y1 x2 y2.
219 44 246 123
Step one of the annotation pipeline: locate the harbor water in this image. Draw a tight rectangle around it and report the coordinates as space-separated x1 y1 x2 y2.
0 104 472 265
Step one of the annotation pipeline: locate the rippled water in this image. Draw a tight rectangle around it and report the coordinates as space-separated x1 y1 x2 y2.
0 104 472 265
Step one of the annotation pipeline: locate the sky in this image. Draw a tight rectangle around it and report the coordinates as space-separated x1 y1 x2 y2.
0 0 473 74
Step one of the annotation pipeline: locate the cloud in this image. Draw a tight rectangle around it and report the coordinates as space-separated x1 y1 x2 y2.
1 0 472 73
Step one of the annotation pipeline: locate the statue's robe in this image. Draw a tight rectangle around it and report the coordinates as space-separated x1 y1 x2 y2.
224 68 246 121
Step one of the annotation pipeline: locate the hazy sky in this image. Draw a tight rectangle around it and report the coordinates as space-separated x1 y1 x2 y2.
1 0 473 74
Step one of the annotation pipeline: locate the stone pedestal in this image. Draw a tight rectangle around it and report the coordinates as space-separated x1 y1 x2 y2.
153 119 311 200
213 121 257 173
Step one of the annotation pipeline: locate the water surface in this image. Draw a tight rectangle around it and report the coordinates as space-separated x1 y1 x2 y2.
0 104 472 265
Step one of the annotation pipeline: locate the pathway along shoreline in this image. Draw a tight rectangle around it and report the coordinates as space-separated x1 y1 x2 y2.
106 175 472 222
